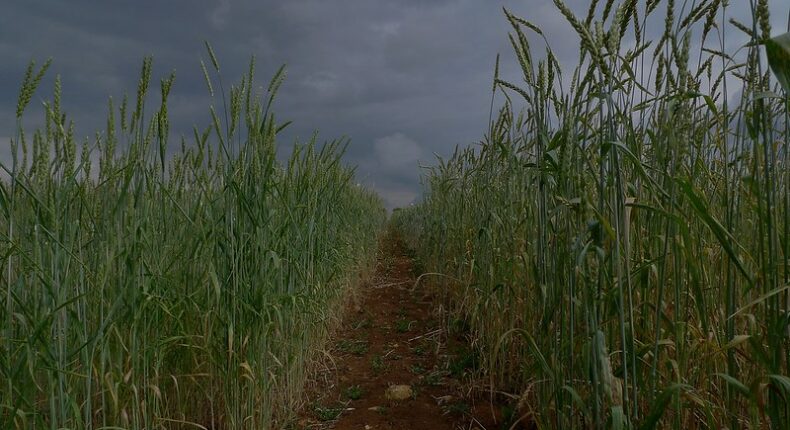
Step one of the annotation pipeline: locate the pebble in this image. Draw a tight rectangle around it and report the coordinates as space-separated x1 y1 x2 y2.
385 384 413 400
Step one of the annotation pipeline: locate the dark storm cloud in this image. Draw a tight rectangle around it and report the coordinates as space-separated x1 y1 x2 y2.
1 0 787 208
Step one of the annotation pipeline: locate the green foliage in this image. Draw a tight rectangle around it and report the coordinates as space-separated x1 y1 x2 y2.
338 339 370 356
448 347 478 378
395 318 411 333
344 385 364 400
370 355 386 374
394 0 790 428
1 51 385 429
313 404 343 422
766 32 790 93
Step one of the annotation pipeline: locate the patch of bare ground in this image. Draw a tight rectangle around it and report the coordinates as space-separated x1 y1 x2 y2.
293 231 520 430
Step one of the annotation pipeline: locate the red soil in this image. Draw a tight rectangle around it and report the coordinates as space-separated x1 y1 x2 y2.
295 232 510 430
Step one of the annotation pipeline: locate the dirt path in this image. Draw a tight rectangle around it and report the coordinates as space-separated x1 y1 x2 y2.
296 232 504 430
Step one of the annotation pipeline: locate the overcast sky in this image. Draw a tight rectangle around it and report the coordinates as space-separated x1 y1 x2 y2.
1 1 787 209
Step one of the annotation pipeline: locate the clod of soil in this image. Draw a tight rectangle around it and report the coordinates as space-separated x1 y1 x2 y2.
384 385 413 400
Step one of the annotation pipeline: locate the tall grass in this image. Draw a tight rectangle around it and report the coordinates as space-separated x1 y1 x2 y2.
1 47 384 429
395 0 790 427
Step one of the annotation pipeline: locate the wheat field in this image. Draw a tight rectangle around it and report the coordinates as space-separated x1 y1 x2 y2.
394 0 790 428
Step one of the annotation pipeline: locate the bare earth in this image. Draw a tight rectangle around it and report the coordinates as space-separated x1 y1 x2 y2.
296 233 509 430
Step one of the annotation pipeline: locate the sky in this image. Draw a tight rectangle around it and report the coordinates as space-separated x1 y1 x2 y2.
1 0 787 209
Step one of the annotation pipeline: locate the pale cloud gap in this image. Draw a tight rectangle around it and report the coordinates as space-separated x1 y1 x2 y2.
210 0 232 30
374 133 422 172
354 132 424 210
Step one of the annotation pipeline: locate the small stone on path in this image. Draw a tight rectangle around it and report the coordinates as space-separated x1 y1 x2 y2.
385 384 413 400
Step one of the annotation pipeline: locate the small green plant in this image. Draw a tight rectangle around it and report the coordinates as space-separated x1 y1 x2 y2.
314 404 343 422
344 385 364 401
448 348 478 377
446 402 470 415
421 370 444 386
371 355 386 374
338 339 369 356
449 318 470 335
395 318 411 333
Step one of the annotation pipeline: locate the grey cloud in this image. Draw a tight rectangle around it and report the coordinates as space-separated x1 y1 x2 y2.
356 132 426 209
375 134 422 169
2 0 788 210
210 0 232 30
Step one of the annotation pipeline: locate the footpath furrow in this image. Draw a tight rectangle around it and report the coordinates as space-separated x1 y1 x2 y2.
296 233 503 430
